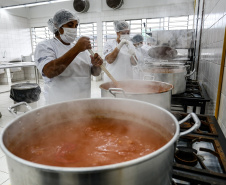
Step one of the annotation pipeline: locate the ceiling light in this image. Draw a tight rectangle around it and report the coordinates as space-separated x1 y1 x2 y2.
25 2 50 7
1 0 72 10
2 5 26 9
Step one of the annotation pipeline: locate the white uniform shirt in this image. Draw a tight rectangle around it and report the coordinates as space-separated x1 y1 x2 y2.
134 47 147 65
103 39 133 82
34 38 92 105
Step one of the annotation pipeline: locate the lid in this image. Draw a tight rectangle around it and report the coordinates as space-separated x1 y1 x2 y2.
11 83 39 90
148 46 177 60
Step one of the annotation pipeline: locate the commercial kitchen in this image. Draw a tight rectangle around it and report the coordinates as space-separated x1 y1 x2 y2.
0 0 226 185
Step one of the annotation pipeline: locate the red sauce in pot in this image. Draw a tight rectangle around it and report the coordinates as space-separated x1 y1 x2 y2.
9 117 170 167
100 80 173 94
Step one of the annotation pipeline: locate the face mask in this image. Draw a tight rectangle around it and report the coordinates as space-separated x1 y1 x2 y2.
136 43 143 48
120 34 130 40
60 27 77 43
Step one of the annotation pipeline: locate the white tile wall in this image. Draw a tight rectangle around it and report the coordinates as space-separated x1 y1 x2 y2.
0 10 33 84
197 0 226 136
0 172 9 185
218 66 226 134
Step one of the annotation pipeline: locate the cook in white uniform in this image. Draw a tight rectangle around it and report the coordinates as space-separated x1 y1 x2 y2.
130 34 146 79
142 37 157 62
34 9 103 105
103 20 137 82
131 34 147 65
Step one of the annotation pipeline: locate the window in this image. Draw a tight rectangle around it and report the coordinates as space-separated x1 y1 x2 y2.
77 22 98 52
31 27 53 52
102 21 116 46
126 19 143 36
144 15 194 32
102 16 194 45
169 16 190 30
143 18 165 32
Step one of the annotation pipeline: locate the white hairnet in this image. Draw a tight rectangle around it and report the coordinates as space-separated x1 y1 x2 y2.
47 18 58 34
52 9 79 30
131 34 144 44
113 20 130 32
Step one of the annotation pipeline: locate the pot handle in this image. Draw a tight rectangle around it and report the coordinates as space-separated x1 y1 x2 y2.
8 102 32 117
186 69 196 77
109 88 127 98
143 75 155 81
178 112 201 136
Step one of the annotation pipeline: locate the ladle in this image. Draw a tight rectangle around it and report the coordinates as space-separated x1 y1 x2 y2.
88 49 118 87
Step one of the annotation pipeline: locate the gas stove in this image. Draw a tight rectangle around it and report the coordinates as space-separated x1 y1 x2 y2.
171 80 210 114
171 112 226 185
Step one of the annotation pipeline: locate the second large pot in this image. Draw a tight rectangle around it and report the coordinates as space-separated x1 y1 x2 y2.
142 64 195 95
99 80 173 110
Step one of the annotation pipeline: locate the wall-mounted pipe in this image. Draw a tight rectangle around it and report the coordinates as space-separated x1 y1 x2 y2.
215 27 226 119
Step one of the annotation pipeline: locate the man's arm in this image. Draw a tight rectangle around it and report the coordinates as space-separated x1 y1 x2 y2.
43 37 91 78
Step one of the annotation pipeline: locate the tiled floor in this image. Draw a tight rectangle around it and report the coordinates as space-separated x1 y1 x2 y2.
0 79 103 185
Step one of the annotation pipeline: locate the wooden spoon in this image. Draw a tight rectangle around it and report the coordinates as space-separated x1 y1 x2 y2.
88 49 118 87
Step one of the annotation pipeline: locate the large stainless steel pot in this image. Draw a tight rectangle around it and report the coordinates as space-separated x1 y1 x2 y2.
99 80 173 110
142 63 195 95
0 99 200 185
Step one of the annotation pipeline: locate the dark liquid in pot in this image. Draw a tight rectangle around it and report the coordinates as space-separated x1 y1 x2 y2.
9 117 169 167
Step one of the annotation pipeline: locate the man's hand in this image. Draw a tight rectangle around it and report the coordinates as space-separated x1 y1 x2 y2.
91 53 103 67
128 48 136 56
117 39 129 50
75 37 92 52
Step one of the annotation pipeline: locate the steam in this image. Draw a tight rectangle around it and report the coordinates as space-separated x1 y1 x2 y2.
5 98 174 167
151 30 194 49
100 80 172 111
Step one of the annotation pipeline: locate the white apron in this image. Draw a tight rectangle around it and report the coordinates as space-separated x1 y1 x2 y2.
132 48 144 80
104 45 133 82
135 48 145 65
44 44 91 105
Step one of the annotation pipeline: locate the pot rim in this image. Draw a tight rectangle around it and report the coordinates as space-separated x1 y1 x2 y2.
99 80 174 95
0 98 179 173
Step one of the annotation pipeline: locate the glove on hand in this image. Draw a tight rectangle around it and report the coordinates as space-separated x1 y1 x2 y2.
117 39 128 50
128 48 136 56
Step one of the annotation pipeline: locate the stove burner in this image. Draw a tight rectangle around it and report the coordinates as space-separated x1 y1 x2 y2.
175 147 198 166
181 93 202 98
191 93 202 98
171 180 177 185
171 80 210 114
172 113 226 184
